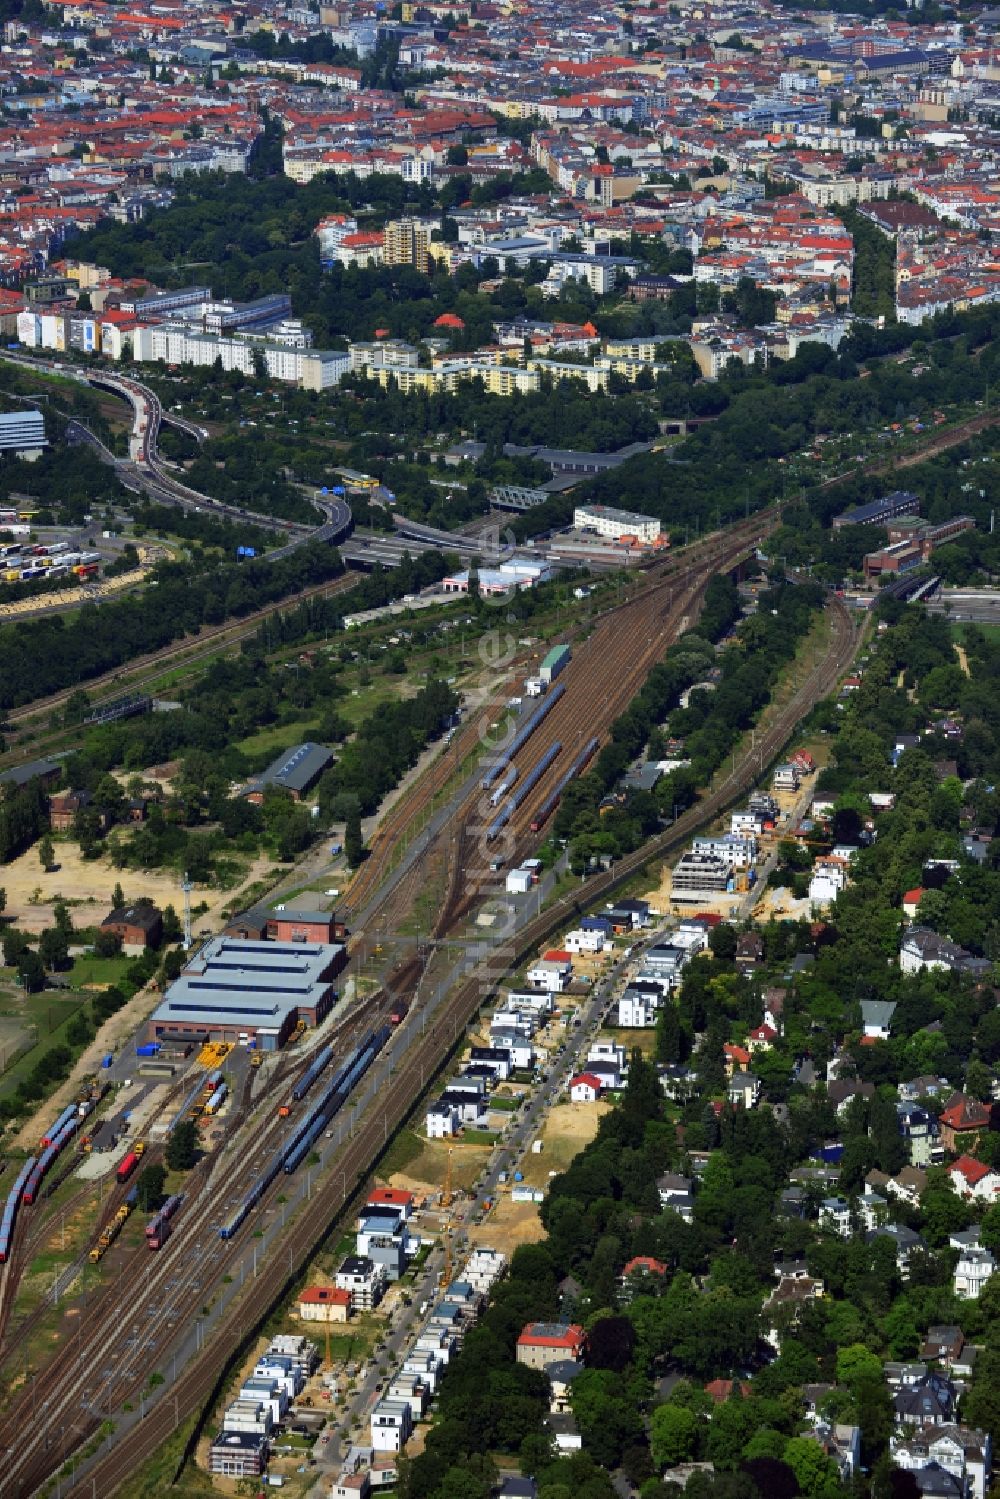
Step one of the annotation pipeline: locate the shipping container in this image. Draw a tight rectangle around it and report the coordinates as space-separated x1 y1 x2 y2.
136 1043 160 1057
539 644 570 685
101 1054 114 1069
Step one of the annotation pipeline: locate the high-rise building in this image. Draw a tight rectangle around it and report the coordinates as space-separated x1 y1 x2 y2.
382 218 433 274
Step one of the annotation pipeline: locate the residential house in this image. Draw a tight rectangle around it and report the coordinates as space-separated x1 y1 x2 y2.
889 1166 931 1207
607 899 650 930
747 1024 777 1054
954 1246 996 1300
897 1104 944 1167
728 1071 761 1109
892 1423 993 1499
900 927 969 976
617 987 662 1028
868 1223 927 1276
563 928 605 955
704 1379 753 1404
298 1286 351 1323
569 1073 603 1103
920 1327 966 1368
336 1256 386 1310
371 1399 412 1454
773 764 800 792
426 1101 460 1139
526 955 573 992
734 932 764 970
724 1042 752 1077
820 1197 852 1237
619 1257 668 1300
657 1173 694 1221
947 1155 1000 1202
548 1414 582 1452
545 1359 585 1415
516 1323 586 1371
860 1000 897 1041
893 1372 957 1428
939 1094 992 1153
100 901 162 951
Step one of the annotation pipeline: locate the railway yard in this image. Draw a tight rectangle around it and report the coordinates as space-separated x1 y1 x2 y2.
0 492 867 1498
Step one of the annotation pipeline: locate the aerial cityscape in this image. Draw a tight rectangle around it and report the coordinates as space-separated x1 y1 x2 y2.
3 0 1000 1495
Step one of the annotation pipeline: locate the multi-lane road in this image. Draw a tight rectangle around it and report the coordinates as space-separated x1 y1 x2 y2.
0 353 354 554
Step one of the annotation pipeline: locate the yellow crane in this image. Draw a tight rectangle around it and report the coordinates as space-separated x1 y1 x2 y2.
440 1148 454 1288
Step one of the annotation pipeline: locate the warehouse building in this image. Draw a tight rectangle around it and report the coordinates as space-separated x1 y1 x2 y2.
147 935 347 1050
0 756 60 796
832 490 919 531
240 742 334 803
573 504 661 544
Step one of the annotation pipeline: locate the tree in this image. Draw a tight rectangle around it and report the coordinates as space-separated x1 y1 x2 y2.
18 950 45 993
38 834 55 871
93 928 122 959
345 806 365 867
39 927 69 971
835 1344 883 1392
165 1118 198 1171
782 1437 839 1497
161 904 182 943
112 881 125 909
649 1403 698 1468
587 1316 636 1372
135 1161 166 1211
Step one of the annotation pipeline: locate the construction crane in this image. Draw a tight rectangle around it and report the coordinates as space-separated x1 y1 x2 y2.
440 1148 454 1288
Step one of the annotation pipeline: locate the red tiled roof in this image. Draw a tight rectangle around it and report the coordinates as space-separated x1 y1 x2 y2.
300 1286 351 1305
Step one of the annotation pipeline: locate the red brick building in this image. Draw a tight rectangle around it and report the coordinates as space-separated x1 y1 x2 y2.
101 902 162 950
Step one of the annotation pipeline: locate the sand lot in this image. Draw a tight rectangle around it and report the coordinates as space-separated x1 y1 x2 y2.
468 1100 611 1257
2 838 269 936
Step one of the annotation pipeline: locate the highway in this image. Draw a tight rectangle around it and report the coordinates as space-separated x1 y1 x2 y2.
0 353 353 556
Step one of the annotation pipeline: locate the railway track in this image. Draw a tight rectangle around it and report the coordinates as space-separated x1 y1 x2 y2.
0 994 404 1495
0 572 356 754
347 510 778 937
431 515 777 934
56 596 860 1499
14 520 855 1497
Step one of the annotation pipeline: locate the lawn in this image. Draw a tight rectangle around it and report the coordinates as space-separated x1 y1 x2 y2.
952 622 1000 643
67 953 131 988
235 718 323 759
0 990 89 1101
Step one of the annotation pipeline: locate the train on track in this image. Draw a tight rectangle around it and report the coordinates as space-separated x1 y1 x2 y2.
218 1026 391 1242
0 1156 37 1262
0 1088 111 1259
530 736 600 832
278 1043 334 1117
486 742 562 842
481 683 565 791
146 1193 183 1251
